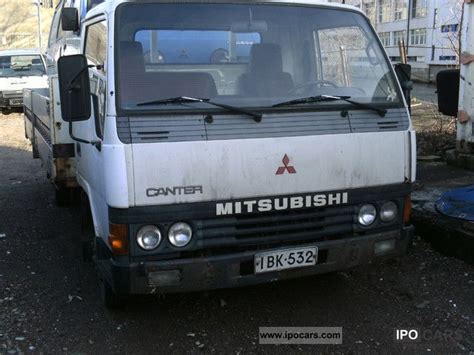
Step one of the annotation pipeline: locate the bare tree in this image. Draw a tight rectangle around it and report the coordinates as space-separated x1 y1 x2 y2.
434 0 464 61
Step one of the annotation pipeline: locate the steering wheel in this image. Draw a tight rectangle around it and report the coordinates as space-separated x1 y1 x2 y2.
288 80 338 96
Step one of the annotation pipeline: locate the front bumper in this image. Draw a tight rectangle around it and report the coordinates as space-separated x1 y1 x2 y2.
101 226 414 295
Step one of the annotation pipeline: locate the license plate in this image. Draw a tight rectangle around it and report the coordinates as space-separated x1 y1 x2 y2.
254 246 318 274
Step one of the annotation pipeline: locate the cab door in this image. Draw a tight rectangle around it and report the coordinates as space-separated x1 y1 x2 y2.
74 17 108 236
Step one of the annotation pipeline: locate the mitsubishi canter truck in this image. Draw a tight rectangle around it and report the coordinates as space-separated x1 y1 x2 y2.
24 0 416 308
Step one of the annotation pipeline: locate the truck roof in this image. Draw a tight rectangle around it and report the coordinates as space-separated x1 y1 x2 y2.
86 0 363 19
0 49 43 57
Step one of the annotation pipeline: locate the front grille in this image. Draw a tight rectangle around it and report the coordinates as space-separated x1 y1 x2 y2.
3 91 22 99
117 107 409 144
196 205 355 249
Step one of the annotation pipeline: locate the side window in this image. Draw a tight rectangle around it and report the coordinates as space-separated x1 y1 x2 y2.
85 20 107 139
89 0 105 9
85 20 107 73
48 3 63 46
57 16 66 40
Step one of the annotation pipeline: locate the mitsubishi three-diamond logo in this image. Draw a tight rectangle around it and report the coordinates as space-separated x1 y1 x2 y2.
276 154 297 175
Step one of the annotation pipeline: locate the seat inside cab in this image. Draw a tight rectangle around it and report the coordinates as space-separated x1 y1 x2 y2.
119 41 218 102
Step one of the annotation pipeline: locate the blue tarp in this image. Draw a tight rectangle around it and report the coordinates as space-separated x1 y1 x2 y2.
436 186 474 221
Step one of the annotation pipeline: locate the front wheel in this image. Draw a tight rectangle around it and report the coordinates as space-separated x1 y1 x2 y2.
32 141 39 159
55 187 79 206
55 187 71 206
80 192 95 262
100 280 127 309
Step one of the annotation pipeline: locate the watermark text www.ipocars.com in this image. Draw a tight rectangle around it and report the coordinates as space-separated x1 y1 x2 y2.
259 327 343 345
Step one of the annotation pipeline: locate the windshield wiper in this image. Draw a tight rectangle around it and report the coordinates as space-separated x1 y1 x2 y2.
272 95 387 117
137 96 263 122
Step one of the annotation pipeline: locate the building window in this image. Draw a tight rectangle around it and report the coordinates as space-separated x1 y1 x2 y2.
441 24 459 33
390 56 401 62
406 56 425 62
378 0 392 23
394 0 408 21
393 30 406 46
439 55 457 61
378 32 391 46
410 28 426 46
412 0 428 18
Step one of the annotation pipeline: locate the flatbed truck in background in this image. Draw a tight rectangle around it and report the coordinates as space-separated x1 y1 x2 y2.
0 49 47 114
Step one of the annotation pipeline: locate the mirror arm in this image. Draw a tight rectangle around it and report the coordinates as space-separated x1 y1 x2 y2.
68 121 102 150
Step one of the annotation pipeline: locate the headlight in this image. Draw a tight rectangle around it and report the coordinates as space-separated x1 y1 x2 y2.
380 201 398 222
136 225 162 250
358 204 377 226
168 222 193 247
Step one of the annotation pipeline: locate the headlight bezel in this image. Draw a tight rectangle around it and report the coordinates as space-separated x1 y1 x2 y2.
168 222 193 248
136 224 162 251
358 204 377 226
380 201 398 223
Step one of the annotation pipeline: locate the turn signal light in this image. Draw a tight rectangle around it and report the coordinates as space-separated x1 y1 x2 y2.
108 223 129 255
403 195 412 224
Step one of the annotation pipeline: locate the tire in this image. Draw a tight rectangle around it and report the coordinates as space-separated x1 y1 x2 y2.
32 142 39 159
80 192 95 262
54 187 79 207
100 280 127 309
82 241 94 262
55 187 71 206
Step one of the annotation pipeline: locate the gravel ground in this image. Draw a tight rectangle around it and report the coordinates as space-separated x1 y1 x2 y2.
0 113 473 354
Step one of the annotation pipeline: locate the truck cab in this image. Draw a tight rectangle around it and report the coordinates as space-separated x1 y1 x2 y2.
45 0 106 69
28 0 416 307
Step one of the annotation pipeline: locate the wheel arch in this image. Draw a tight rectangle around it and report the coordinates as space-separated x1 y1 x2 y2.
77 173 108 242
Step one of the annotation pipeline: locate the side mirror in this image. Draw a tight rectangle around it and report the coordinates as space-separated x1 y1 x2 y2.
57 55 91 122
394 63 413 107
437 69 460 117
62 7 79 32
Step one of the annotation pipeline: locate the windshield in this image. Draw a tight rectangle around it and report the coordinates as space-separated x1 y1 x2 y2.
0 55 46 78
116 3 401 112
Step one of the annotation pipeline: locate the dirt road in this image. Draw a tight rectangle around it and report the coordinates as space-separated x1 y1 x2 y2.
0 113 473 354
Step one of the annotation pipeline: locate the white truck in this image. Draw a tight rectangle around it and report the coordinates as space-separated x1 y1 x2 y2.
25 0 416 308
0 49 47 114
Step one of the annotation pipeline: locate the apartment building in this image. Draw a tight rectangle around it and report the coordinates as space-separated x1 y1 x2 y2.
328 0 463 82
